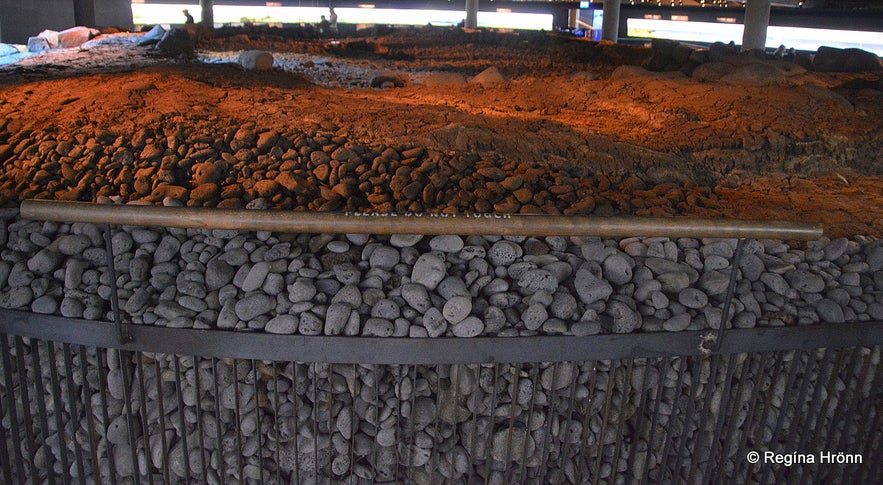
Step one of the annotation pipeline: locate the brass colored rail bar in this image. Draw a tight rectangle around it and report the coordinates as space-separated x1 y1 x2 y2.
20 200 823 240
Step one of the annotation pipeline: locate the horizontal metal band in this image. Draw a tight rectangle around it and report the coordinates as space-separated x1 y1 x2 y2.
0 310 878 363
20 200 824 240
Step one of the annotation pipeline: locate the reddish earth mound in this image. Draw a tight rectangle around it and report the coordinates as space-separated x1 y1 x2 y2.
1 27 881 238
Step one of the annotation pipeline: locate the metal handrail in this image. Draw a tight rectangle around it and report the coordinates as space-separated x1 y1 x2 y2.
20 200 824 240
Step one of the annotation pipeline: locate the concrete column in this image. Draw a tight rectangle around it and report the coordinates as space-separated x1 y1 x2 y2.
601 0 620 43
741 0 771 52
73 0 96 27
465 0 478 29
200 0 214 28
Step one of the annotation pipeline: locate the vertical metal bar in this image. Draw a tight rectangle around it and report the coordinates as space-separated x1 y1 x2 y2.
1 335 27 484
503 365 519 468
371 364 380 484
778 349 838 485
856 379 883 485
135 354 154 485
839 350 881 485
117 350 141 485
326 363 333 485
347 364 355 484
14 337 41 482
798 349 854 485
556 362 580 485
537 362 558 482
714 352 756 485
250 360 264 485
671 356 702 483
102 224 129 345
193 357 207 483
768 349 828 485
704 352 739 485
658 357 688 484
816 348 865 485
153 358 169 485
735 352 781 481
429 364 442 484
405 365 416 482
0 337 14 484
592 360 618 485
393 364 401 485
30 339 57 485
309 364 318 483
482 363 500 484
686 354 723 483
173 356 191 485
273 363 281 485
96 347 118 485
465 364 478 483
753 350 800 484
640 357 669 485
233 360 245 484
625 358 651 481
519 364 540 483
211 358 226 485
577 362 597 484
609 360 634 485
291 361 300 485
47 341 72 485
62 344 86 485
712 238 745 352
0 370 10 485
79 346 102 484
799 350 846 444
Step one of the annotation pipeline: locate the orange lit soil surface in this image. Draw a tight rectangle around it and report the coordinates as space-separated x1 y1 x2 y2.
1 28 881 238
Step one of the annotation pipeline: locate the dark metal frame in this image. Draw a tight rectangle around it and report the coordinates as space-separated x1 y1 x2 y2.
1 310 880 364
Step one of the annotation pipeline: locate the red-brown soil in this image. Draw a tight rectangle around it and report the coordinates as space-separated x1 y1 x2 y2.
1 27 881 238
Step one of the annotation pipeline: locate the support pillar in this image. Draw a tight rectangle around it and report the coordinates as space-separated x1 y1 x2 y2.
73 0 96 27
200 0 214 28
741 0 771 52
601 0 620 43
465 0 478 29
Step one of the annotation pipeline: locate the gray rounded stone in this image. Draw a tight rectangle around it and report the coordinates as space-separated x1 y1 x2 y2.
517 269 559 294
390 234 423 248
266 314 299 334
603 254 633 285
521 304 548 331
411 254 446 290
488 240 521 267
369 246 400 270
663 313 691 332
298 312 323 335
574 267 613 305
605 300 642 333
678 288 708 309
235 293 275 321
402 283 431 313
429 235 464 253
288 281 317 303
452 316 483 337
442 296 472 324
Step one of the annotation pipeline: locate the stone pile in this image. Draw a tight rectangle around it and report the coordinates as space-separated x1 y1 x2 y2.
0 118 721 219
0 210 880 337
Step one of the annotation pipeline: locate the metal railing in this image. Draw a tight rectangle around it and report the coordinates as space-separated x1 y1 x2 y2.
0 321 879 484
